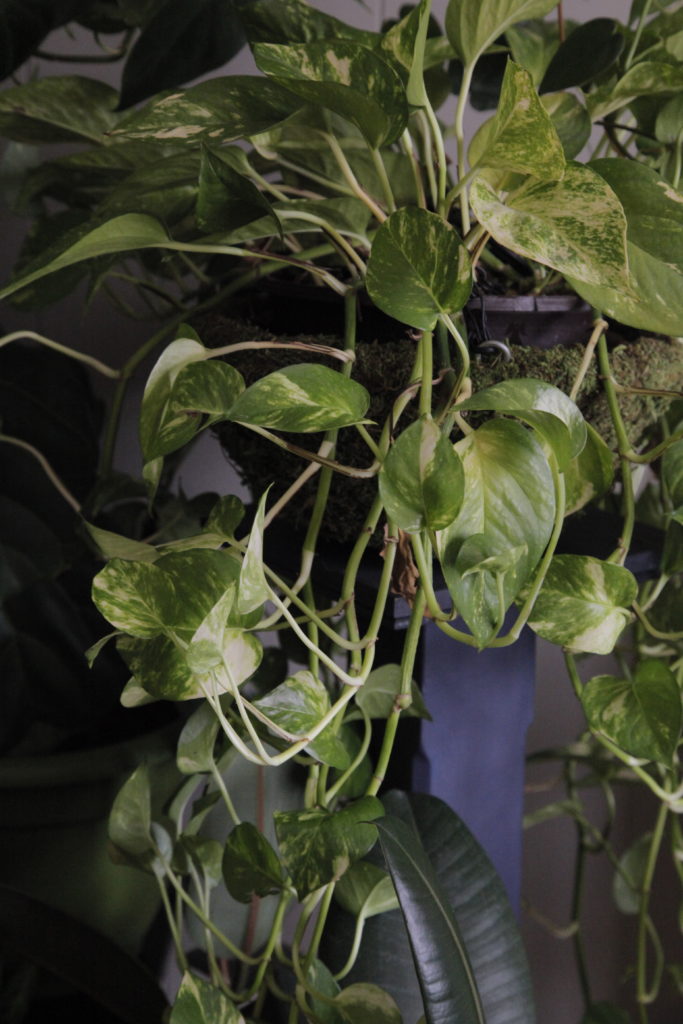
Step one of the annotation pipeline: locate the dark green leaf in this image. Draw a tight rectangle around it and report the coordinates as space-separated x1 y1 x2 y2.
228 363 370 432
120 0 247 109
564 423 615 516
366 208 472 329
253 40 409 148
222 822 285 902
206 495 245 540
541 92 591 160
198 147 281 236
334 984 403 1024
334 861 399 920
588 60 683 120
379 417 464 532
662 437 683 519
540 19 624 92
613 833 652 915
98 152 200 225
354 664 431 721
505 19 559 87
581 660 682 765
108 764 154 859
0 76 117 143
274 796 384 899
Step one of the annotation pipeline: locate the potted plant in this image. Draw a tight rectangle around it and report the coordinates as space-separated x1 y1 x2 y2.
1 0 682 1020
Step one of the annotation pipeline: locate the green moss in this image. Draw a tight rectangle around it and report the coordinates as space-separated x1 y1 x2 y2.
197 314 683 544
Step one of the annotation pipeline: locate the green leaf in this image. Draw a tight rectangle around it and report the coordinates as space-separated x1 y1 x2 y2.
540 19 624 92
225 196 371 246
376 813 485 1024
527 555 637 655
238 490 271 616
656 93 683 144
613 833 652 915
91 558 175 638
222 822 285 902
253 670 350 769
588 60 683 120
470 162 630 291
108 764 153 859
582 1003 632 1024
381 0 432 107
590 159 683 274
274 796 384 899
170 971 244 1024
564 423 615 516
0 76 118 143
228 363 370 433
98 152 200 225
334 984 403 1024
83 521 158 563
241 0 376 47
457 377 586 470
334 861 399 920
366 208 472 329
354 664 431 721
299 960 344 1024
437 419 556 645
119 0 248 109
581 660 682 765
253 41 409 148
112 77 303 143
445 0 557 67
506 19 559 88
197 147 281 236
663 438 683 523
379 417 464 533
474 60 565 179
176 701 220 774
541 92 591 160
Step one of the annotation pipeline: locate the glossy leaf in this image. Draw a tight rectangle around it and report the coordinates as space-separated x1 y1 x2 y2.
228 364 370 433
112 77 303 143
564 424 615 516
227 196 371 246
170 971 244 1024
382 0 432 107
527 555 637 655
474 60 565 179
376 813 485 1024
590 159 683 273
253 40 408 148
505 19 559 87
176 700 221 775
98 152 199 225
613 833 652 915
91 559 175 639
241 0 376 46
0 76 118 143
470 163 629 290
540 19 624 92
445 0 557 67
569 240 683 336
222 822 285 903
438 419 555 645
274 796 384 899
663 438 683 521
84 522 158 563
197 147 281 236
253 670 350 768
457 377 586 470
334 861 399 920
334 984 403 1024
206 495 245 540
581 660 682 765
656 93 683 144
354 664 431 721
366 208 472 329
379 417 464 533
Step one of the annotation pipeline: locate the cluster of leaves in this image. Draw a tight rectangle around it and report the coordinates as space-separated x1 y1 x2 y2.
0 0 682 1021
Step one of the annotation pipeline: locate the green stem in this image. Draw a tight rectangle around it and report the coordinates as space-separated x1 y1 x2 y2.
324 705 372 804
0 329 120 377
210 760 241 827
411 533 449 621
370 147 396 213
633 601 683 641
423 101 448 213
569 319 607 402
453 61 475 233
324 133 387 222
625 0 654 67
597 334 635 564
0 434 81 512
636 801 669 1013
304 883 336 972
333 914 366 981
367 589 426 797
567 765 592 1009
401 127 427 208
419 330 434 417
156 873 189 973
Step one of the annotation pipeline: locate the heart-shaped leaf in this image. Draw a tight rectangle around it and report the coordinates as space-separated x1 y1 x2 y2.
612 833 652 915
446 0 558 67
379 417 464 533
170 971 243 1024
563 423 615 516
197 147 281 236
527 554 637 654
274 796 384 898
581 660 682 765
228 364 370 433
253 670 350 768
334 984 403 1024
222 822 285 902
334 861 399 920
438 419 556 645
253 40 408 147
540 19 624 92
470 162 629 290
366 208 472 329
176 701 221 775
354 664 431 721
91 559 176 639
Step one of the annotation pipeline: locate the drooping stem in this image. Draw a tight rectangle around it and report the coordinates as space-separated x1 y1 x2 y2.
636 801 669 1015
597 334 635 564
0 434 81 512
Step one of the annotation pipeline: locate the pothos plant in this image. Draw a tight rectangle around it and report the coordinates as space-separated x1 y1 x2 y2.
1 0 683 1021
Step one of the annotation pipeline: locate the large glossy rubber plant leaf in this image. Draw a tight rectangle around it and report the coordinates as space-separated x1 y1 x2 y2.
322 791 535 1024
